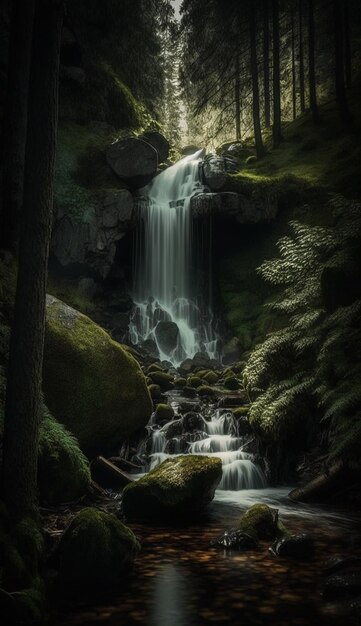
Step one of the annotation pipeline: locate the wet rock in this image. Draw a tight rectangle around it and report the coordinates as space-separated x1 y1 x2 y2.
174 377 187 388
178 358 193 375
106 136 158 188
236 414 252 436
223 375 240 391
178 401 202 414
197 385 216 397
187 375 203 389
141 338 159 359
122 455 222 520
202 154 227 190
165 437 189 454
212 529 258 551
155 321 179 356
239 504 282 540
182 412 205 433
148 384 162 400
161 418 183 439
192 351 212 370
323 574 361 600
154 404 175 424
148 370 174 391
182 386 198 398
141 130 170 164
270 533 315 559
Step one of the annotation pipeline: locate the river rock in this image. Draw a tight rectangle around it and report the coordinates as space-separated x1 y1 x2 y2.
212 529 258 551
182 412 205 433
155 320 179 355
106 136 158 188
202 154 227 190
122 455 222 520
43 296 152 453
270 533 315 559
141 130 170 163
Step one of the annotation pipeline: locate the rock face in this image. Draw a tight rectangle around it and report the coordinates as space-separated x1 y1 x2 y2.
191 191 278 223
106 136 158 187
122 455 222 519
202 154 228 190
141 130 170 163
43 296 152 452
58 508 140 596
155 320 179 355
52 188 135 278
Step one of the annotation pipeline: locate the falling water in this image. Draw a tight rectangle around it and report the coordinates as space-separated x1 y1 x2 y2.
130 151 218 365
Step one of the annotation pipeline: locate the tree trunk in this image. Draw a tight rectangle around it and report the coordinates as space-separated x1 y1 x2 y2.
271 0 282 146
235 51 241 140
343 0 351 89
0 0 36 251
263 0 271 128
298 0 305 112
2 0 64 516
334 0 351 123
291 7 297 120
250 1 265 158
308 0 319 123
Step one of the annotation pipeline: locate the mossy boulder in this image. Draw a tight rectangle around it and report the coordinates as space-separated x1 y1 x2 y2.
239 504 285 540
122 455 222 520
147 363 164 374
148 384 162 400
148 370 175 391
198 385 215 397
154 403 174 424
58 508 140 596
203 371 219 385
174 377 187 388
38 410 91 505
187 375 203 389
224 376 240 391
43 296 152 452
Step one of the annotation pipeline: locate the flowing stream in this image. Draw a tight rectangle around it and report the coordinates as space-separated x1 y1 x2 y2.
130 152 218 365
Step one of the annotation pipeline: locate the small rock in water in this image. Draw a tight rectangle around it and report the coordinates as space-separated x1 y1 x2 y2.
270 533 315 559
212 529 258 551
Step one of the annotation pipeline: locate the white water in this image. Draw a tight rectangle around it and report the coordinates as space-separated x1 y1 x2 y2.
130 152 218 365
143 409 267 491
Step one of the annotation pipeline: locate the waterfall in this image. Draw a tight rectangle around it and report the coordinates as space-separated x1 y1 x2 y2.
130 151 218 365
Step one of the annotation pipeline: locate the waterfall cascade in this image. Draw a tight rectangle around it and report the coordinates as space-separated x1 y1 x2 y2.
143 408 267 491
130 151 219 365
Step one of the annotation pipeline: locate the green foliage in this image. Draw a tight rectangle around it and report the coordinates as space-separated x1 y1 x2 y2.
244 196 361 464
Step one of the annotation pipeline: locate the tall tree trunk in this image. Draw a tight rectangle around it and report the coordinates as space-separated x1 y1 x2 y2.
263 0 271 128
291 7 297 120
272 0 282 146
333 0 350 123
298 0 305 112
0 0 36 251
2 0 64 516
235 51 241 140
343 0 351 89
308 0 319 123
250 1 265 158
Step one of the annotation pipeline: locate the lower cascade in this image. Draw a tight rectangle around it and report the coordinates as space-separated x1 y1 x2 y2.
141 406 267 491
130 151 219 365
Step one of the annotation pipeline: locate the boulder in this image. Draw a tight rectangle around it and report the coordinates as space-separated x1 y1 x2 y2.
270 533 315 559
106 136 158 188
148 370 174 391
155 320 179 356
58 508 140 596
43 296 152 452
212 529 258 551
122 455 222 519
239 504 283 540
202 154 227 190
141 131 170 163
154 403 175 424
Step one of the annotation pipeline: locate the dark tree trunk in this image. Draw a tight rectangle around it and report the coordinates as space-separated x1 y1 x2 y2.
2 0 64 516
308 0 319 123
271 0 282 146
333 0 351 122
250 1 265 158
263 0 271 128
235 52 241 140
291 7 297 120
298 0 306 112
0 0 35 251
343 0 351 89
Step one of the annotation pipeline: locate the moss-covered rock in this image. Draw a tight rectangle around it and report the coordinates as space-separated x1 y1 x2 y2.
148 384 162 400
224 376 240 391
187 375 203 389
148 370 175 391
233 406 250 417
197 385 216 397
239 504 285 540
147 363 165 374
154 403 174 423
58 508 140 596
174 377 187 388
38 410 91 505
122 455 222 520
43 296 152 452
203 371 219 385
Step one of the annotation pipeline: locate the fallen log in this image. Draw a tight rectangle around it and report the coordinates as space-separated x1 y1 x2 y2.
108 456 142 472
91 456 134 490
288 460 350 503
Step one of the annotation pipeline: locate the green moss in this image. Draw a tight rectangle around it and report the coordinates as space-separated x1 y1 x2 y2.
187 375 203 389
203 371 219 385
174 377 187 388
43 296 152 452
148 371 175 391
197 385 215 397
47 275 96 317
224 376 240 391
38 409 91 505
0 259 17 307
58 508 140 596
239 504 283 540
154 403 174 422
147 363 165 374
148 384 162 400
233 406 250 418
123 455 222 520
